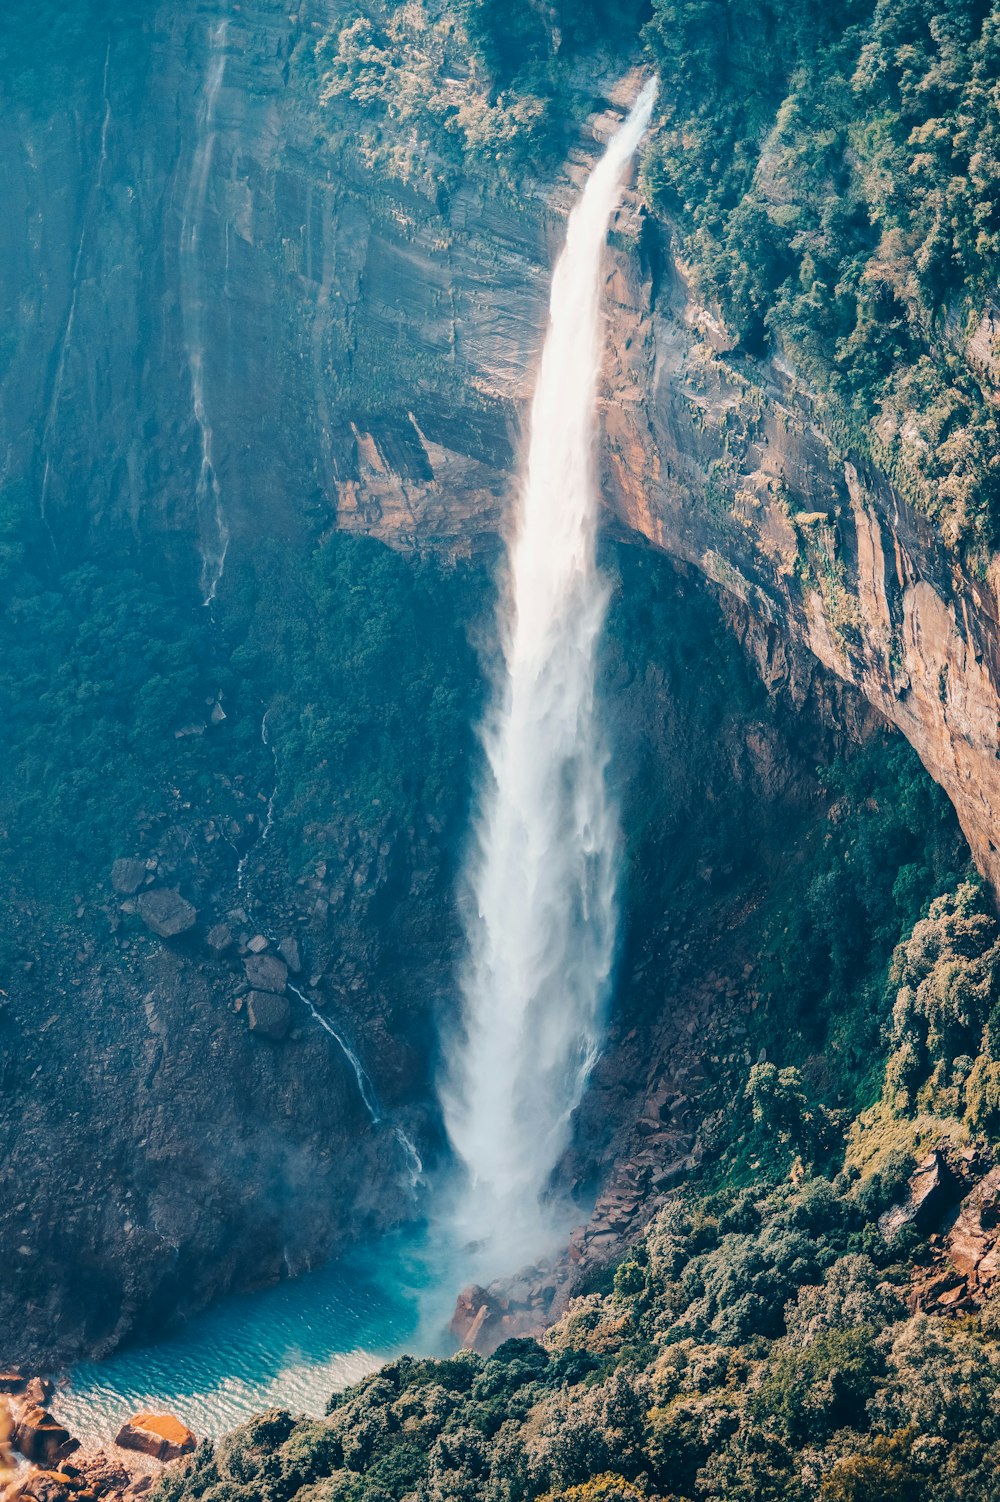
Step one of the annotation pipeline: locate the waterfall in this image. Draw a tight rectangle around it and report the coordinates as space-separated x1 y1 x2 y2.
442 80 658 1273
180 20 229 606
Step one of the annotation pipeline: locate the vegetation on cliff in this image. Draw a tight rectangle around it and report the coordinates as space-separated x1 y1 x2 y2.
642 0 1000 549
318 0 1000 548
154 1123 1000 1502
148 579 999 1502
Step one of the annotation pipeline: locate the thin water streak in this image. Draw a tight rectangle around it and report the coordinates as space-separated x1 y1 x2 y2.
180 20 230 605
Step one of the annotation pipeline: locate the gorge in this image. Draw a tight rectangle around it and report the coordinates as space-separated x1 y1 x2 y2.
5 2 1000 1500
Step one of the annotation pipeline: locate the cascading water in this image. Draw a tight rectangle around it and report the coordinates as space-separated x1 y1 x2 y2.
442 79 658 1275
180 20 230 606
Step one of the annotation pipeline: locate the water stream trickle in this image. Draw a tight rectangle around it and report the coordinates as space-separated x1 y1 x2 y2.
442 79 658 1276
181 19 230 606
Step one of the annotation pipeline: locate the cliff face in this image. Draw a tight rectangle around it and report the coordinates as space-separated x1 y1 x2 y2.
7 6 997 885
597 197 1000 897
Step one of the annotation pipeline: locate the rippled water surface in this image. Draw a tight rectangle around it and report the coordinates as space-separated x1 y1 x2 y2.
51 1236 432 1446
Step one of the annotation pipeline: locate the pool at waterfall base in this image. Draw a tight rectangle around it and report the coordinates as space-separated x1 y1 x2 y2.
49 1233 442 1447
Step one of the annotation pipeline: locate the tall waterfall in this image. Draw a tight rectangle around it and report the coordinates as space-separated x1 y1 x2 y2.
443 80 658 1273
180 20 229 606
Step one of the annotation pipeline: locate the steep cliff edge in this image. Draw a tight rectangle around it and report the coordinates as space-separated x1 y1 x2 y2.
599 198 1000 896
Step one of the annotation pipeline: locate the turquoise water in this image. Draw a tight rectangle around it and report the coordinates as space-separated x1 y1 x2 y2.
50 1235 439 1446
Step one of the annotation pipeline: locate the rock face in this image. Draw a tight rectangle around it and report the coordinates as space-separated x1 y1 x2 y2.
879 1150 960 1242
593 214 1000 893
136 889 197 940
110 860 147 897
114 1413 196 1463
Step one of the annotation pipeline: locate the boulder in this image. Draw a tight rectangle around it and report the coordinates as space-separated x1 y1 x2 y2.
0 1373 26 1393
244 953 288 993
111 859 147 896
246 934 268 954
947 1165 1000 1285
137 889 197 940
278 936 302 973
24 1377 54 1406
246 991 291 1040
15 1472 78 1502
879 1150 958 1241
114 1413 196 1463
12 1407 77 1465
205 923 233 955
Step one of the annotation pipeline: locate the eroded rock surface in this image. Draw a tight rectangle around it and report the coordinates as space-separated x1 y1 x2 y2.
114 1414 195 1464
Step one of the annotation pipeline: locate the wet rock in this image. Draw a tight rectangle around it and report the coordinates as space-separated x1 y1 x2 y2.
278 936 302 973
246 991 291 1040
450 1284 493 1348
246 934 268 954
0 1373 26 1393
244 953 288 993
114 1412 196 1463
111 859 146 896
136 889 197 940
24 1377 54 1406
12 1407 77 1465
205 923 233 955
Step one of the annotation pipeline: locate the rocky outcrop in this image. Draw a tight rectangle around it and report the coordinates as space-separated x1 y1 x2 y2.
114 1415 195 1463
593 197 1000 894
879 1150 961 1242
12 1409 77 1466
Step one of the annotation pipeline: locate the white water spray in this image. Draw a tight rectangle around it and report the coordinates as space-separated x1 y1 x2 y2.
180 20 229 605
443 79 657 1274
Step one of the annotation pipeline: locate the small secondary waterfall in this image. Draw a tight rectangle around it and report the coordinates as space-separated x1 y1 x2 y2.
443 80 658 1273
180 20 229 605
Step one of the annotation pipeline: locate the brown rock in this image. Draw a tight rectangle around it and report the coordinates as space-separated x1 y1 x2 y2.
16 1471 79 1502
24 1377 54 1406
879 1150 957 1241
111 859 147 896
947 1165 1000 1284
243 953 288 993
136 889 197 940
12 1407 77 1465
114 1413 196 1463
0 1372 26 1393
246 991 291 1040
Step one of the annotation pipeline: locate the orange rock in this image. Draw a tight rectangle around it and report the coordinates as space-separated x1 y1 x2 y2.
12 1408 77 1465
114 1412 196 1463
